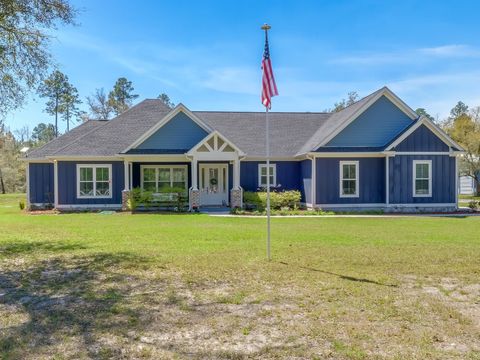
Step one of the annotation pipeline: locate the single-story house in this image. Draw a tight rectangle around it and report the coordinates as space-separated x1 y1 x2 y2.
24 86 464 212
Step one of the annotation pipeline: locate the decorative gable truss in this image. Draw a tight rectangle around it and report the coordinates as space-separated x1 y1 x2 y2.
187 131 245 160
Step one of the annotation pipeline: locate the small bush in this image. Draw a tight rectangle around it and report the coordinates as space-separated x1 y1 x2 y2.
244 190 301 210
468 200 479 210
18 200 25 210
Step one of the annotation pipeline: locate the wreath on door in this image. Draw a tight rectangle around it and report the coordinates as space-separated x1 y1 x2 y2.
210 178 218 186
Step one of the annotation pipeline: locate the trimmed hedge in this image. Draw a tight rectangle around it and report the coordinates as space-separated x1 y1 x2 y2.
243 190 301 210
127 187 188 212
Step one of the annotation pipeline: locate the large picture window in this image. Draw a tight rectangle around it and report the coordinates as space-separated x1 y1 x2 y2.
258 164 276 187
141 165 188 193
77 164 112 198
413 160 432 197
340 161 359 197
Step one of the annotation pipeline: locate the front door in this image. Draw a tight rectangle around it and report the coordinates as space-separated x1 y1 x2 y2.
199 164 229 206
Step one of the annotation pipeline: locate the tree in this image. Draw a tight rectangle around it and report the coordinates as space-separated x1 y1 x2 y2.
330 91 359 112
60 83 82 131
0 0 76 117
32 123 56 144
37 70 69 137
449 101 469 120
443 107 480 195
108 77 139 116
415 108 435 122
158 93 175 108
86 88 113 120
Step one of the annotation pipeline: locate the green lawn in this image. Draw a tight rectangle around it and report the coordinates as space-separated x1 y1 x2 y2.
1 194 479 359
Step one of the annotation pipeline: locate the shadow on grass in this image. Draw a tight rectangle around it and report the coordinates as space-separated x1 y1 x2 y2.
279 261 397 287
0 252 149 358
0 241 87 255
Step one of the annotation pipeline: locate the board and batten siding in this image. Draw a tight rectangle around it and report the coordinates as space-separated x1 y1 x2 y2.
325 95 413 148
300 160 312 204
57 161 124 205
394 124 450 152
240 161 303 198
315 157 386 205
29 163 54 204
389 155 455 204
135 112 208 151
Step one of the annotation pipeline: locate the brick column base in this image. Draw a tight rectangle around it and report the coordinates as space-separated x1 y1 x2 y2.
189 189 200 211
122 190 130 211
230 188 243 209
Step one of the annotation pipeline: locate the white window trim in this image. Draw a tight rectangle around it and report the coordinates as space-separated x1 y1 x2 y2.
258 163 277 187
76 164 113 199
339 160 359 198
140 165 188 193
413 160 432 197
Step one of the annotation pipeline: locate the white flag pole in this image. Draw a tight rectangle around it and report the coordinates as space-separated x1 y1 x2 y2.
266 106 271 261
261 23 272 261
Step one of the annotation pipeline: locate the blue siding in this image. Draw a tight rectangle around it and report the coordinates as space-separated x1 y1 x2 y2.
132 162 192 189
300 160 312 204
29 163 54 204
394 124 449 152
316 158 385 204
325 96 414 147
389 155 455 204
136 112 209 151
57 161 124 205
240 161 302 193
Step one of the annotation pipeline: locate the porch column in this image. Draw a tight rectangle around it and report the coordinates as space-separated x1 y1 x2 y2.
122 160 130 211
230 158 243 208
189 157 200 210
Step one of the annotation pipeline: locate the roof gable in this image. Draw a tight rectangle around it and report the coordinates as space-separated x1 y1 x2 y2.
324 95 414 148
394 124 449 152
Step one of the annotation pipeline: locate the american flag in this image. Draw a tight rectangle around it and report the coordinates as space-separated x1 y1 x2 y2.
261 31 278 109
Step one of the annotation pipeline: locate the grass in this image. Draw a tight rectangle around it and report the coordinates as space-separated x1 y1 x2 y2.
1 194 480 359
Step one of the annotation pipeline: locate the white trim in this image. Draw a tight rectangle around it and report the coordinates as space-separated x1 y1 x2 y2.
140 164 188 193
316 87 418 148
391 151 452 156
120 155 189 162
455 156 459 208
54 160 58 208
187 130 245 156
258 163 277 187
339 160 359 198
46 156 120 161
247 156 301 161
122 104 213 153
311 156 316 206
26 162 30 208
56 204 122 209
76 164 113 199
385 156 389 206
233 158 241 189
315 202 457 208
123 161 129 191
385 116 464 151
129 162 133 190
21 158 51 163
412 160 432 197
308 152 385 158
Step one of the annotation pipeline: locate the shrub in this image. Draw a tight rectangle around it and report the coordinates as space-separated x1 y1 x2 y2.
18 200 25 210
160 186 188 212
127 188 153 211
243 190 301 210
127 187 188 212
468 200 479 210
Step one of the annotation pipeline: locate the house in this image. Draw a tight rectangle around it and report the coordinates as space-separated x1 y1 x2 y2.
24 86 464 212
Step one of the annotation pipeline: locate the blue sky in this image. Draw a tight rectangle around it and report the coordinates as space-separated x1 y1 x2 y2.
6 0 480 133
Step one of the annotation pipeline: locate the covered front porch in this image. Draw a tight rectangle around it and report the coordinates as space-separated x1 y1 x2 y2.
120 132 244 210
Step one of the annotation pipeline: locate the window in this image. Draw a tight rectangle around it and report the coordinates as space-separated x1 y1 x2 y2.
141 165 188 193
77 164 112 198
413 160 432 197
258 164 276 187
340 161 359 197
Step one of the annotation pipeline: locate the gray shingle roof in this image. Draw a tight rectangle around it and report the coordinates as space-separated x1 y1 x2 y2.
26 88 394 159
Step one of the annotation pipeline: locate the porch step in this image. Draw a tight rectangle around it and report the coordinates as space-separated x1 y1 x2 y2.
199 206 231 215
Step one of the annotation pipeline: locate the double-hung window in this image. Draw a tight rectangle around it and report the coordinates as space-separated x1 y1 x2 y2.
77 164 112 198
141 165 188 193
340 161 359 197
413 160 432 197
258 164 276 188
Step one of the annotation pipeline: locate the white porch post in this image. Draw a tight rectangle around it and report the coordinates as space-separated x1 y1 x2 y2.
385 155 390 206
123 160 130 190
53 160 58 209
191 158 198 190
233 158 241 189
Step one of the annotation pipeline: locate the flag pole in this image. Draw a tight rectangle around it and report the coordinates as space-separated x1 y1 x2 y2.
261 23 272 261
